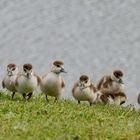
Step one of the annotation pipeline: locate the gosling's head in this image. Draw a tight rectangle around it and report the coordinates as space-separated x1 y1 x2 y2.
112 70 124 84
7 63 18 76
51 60 67 74
23 63 33 77
79 75 91 90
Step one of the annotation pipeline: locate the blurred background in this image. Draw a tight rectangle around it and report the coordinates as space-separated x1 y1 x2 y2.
0 0 140 107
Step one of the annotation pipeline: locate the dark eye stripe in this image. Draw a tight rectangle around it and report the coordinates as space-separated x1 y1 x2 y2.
12 68 16 71
24 69 27 72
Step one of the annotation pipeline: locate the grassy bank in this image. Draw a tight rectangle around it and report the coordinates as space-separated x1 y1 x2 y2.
0 92 140 140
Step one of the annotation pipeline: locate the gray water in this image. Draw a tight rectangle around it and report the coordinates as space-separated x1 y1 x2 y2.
0 0 140 107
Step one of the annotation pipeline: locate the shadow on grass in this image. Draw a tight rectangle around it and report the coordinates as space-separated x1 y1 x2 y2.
0 91 24 102
0 91 46 104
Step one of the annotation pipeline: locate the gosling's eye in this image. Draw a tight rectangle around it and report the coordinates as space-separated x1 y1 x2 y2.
57 65 60 67
12 68 15 71
85 80 88 83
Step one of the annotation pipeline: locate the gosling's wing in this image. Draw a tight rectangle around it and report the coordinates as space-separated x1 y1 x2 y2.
90 83 97 92
34 73 41 85
137 93 140 105
96 76 105 90
2 79 5 88
72 82 79 94
61 78 65 88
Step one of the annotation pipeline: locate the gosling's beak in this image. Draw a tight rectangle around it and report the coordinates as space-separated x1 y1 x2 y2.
27 73 30 77
119 79 124 84
79 84 85 90
24 70 30 77
7 71 12 76
60 68 67 73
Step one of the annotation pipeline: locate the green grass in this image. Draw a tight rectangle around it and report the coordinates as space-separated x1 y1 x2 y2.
0 92 140 140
